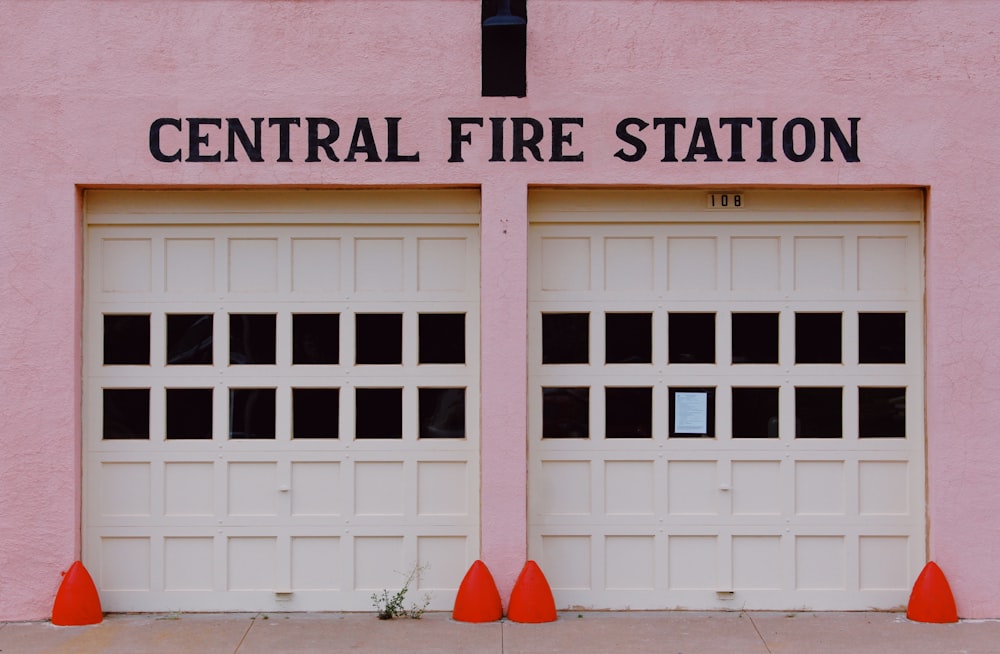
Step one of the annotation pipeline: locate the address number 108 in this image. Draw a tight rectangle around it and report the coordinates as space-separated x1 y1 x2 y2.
707 193 744 209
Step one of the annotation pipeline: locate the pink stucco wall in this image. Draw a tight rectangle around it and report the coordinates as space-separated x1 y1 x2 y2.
2 0 999 619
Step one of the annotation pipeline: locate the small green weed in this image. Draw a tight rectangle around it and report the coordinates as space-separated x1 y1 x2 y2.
371 563 431 620
155 613 181 621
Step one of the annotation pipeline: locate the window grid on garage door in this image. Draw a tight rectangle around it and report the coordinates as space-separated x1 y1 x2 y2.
84 190 480 612
527 189 924 611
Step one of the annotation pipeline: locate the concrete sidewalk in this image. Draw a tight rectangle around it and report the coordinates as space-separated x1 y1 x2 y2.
2 611 999 654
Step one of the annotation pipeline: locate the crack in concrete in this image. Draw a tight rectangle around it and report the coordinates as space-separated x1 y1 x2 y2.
745 612 773 654
232 615 257 653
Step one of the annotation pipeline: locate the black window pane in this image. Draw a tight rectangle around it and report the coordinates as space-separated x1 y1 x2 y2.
229 314 276 365
669 387 715 437
356 388 403 438
103 389 149 439
167 314 213 365
795 313 842 364
104 315 150 365
293 388 339 438
542 313 588 364
166 388 213 439
669 313 715 364
293 314 339 365
606 313 652 364
795 387 842 438
542 387 589 438
356 314 403 365
732 387 779 438
605 387 652 438
859 387 906 438
732 313 779 364
859 313 906 364
419 388 466 438
229 388 276 439
419 314 465 364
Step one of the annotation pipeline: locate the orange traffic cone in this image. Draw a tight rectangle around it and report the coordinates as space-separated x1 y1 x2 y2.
452 560 503 623
52 561 103 626
907 561 958 623
506 560 557 623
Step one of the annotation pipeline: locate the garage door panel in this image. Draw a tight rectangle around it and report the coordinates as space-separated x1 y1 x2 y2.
528 189 924 610
290 237 342 292
417 237 471 292
85 191 479 612
165 238 218 294
731 237 781 291
165 461 216 517
604 460 657 515
532 223 920 304
604 237 655 291
668 236 718 291
857 235 914 292
100 238 153 293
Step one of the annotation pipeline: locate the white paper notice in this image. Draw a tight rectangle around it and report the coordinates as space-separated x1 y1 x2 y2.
674 391 708 434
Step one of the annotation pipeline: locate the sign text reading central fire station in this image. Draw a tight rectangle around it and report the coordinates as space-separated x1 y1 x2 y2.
148 116 861 164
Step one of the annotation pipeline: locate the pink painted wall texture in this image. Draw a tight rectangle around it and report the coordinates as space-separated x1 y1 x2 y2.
1 0 999 619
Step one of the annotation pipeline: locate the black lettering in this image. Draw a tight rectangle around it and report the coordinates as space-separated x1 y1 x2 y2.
757 117 778 162
613 117 649 162
783 117 816 162
511 117 544 162
149 117 182 162
448 117 483 163
683 117 722 162
385 117 419 162
306 118 340 162
185 118 222 163
268 117 301 162
652 117 686 162
550 117 584 162
719 117 753 162
345 118 382 162
821 117 860 162
490 117 506 162
225 117 264 162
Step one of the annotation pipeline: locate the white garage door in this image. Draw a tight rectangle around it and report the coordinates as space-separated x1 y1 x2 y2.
84 190 480 612
528 189 925 611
